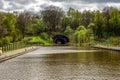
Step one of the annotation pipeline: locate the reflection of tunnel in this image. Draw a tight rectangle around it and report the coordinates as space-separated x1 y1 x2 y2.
53 35 69 44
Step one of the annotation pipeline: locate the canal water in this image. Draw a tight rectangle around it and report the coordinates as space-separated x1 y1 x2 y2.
0 46 120 80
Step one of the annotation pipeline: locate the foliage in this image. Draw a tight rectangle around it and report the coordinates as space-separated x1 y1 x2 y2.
67 8 81 30
87 23 95 41
29 36 51 46
41 5 64 32
64 26 74 43
109 9 120 36
61 16 70 31
94 11 106 38
74 26 88 44
29 36 41 42
40 32 49 40
3 13 16 34
0 6 120 46
16 12 31 38
80 10 94 27
2 36 12 45
0 39 2 46
64 26 74 35
108 37 120 46
27 18 47 35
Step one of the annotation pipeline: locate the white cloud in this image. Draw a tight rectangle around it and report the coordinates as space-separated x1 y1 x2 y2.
0 0 120 13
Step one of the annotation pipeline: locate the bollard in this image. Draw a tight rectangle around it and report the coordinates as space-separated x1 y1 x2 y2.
0 47 2 56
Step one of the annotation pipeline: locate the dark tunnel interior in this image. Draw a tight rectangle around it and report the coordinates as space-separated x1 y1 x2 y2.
53 35 69 44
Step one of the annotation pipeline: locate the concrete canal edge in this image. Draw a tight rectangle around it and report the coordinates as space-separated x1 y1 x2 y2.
92 45 120 52
0 46 39 62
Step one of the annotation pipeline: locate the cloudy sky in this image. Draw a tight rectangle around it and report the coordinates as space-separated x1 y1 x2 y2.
0 0 120 12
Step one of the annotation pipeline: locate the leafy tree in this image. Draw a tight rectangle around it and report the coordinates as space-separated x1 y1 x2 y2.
41 5 64 32
109 9 120 36
61 16 70 31
16 12 31 38
74 25 87 44
3 13 20 42
64 26 74 35
67 8 81 30
80 10 94 27
94 11 106 38
27 18 46 35
3 13 16 34
64 26 74 42
87 23 96 40
0 13 8 38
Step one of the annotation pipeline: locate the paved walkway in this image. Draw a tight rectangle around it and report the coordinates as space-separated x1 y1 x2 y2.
0 46 39 62
93 45 120 51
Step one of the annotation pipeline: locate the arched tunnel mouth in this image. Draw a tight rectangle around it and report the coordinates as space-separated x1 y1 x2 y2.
53 35 69 44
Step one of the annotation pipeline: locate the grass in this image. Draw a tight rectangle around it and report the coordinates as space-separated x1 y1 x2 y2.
29 36 52 46
29 36 41 42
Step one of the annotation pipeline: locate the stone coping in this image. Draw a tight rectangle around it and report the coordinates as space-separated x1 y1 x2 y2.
0 46 39 62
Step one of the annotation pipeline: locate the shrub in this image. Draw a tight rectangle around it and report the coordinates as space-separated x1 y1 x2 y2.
108 37 120 46
74 25 88 44
40 33 48 40
2 36 12 45
0 39 2 46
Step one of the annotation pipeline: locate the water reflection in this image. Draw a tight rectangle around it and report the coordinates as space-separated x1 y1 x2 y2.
40 48 120 79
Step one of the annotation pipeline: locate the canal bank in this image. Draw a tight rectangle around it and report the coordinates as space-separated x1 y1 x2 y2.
0 46 39 62
92 45 120 52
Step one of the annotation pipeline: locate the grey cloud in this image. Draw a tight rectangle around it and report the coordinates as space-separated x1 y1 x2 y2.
9 2 24 9
0 0 4 9
50 0 120 3
0 0 120 13
5 0 36 5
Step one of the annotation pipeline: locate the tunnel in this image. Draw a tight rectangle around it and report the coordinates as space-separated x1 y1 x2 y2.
53 35 69 44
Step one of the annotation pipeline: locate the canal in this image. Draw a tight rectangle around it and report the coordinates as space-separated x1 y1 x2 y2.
0 46 120 80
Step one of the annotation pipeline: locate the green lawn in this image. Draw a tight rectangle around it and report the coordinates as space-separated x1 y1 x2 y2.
29 36 51 45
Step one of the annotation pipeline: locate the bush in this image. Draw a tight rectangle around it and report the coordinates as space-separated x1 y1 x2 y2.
2 36 12 45
22 37 32 43
40 33 48 40
108 37 120 46
74 25 88 44
0 39 2 46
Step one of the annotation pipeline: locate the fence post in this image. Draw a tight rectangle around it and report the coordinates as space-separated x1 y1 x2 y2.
0 47 2 55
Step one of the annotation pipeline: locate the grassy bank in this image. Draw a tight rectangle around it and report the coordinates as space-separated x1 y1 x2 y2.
29 36 52 46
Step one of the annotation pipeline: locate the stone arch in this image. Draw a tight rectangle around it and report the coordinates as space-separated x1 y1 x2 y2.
53 35 69 44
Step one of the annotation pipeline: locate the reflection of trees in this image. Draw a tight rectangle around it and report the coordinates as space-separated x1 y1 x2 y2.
92 51 120 78
43 50 120 79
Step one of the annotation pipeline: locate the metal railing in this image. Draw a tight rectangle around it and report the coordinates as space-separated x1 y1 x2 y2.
1 42 44 53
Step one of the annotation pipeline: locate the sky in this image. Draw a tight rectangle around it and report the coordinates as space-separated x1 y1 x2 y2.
0 0 120 13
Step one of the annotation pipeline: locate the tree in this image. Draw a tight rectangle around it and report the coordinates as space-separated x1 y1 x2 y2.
61 16 70 32
3 13 16 33
94 11 106 38
0 13 8 38
41 5 64 33
67 8 81 30
27 18 46 35
80 10 94 27
74 25 87 44
64 26 74 35
64 26 74 43
3 13 22 42
16 12 31 38
109 9 120 36
87 23 95 41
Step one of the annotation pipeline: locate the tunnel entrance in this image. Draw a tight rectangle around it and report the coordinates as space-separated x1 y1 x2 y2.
53 35 69 44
